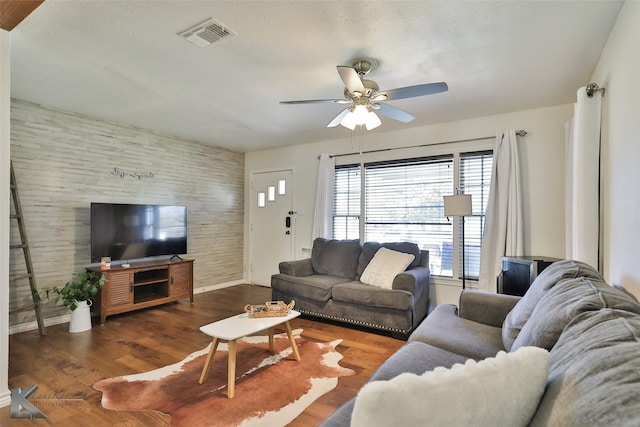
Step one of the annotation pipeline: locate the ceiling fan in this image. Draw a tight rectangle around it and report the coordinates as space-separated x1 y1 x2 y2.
280 58 448 131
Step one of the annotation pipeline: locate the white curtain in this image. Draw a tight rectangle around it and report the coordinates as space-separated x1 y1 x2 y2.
564 120 574 258
312 153 335 240
478 130 524 292
565 87 602 269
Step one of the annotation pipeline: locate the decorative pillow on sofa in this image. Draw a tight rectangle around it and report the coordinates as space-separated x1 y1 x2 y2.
311 238 361 280
502 260 603 351
360 247 415 289
351 346 550 427
511 276 640 351
357 241 421 278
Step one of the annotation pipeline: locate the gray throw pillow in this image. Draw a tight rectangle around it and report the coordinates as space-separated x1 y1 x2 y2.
311 238 361 280
502 260 602 351
511 277 640 351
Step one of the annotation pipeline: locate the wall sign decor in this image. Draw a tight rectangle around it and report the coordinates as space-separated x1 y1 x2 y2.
112 167 154 180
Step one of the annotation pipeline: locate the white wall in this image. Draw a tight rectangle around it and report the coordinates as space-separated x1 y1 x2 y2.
591 1 640 299
245 103 572 306
1 29 11 407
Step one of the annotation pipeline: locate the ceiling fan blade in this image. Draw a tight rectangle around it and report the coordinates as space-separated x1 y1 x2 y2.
375 103 415 123
280 99 350 104
377 82 448 101
337 66 365 95
327 108 351 128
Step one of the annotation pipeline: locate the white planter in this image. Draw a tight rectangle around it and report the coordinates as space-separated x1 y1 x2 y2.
69 300 93 333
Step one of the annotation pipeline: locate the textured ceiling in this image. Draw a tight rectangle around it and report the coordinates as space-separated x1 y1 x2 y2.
10 1 623 152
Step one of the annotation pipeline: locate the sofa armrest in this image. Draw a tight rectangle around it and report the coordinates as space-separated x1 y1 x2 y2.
458 290 521 328
392 266 430 294
418 249 429 268
278 258 314 277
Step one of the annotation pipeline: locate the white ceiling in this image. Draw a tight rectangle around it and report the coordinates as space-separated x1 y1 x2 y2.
10 1 623 153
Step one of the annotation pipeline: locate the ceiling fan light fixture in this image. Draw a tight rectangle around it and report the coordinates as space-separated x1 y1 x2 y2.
339 110 358 130
365 111 382 130
351 104 369 122
340 105 381 131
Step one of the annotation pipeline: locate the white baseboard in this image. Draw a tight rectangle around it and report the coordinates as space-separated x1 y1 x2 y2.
9 314 71 335
0 390 11 408
193 279 246 294
9 280 251 335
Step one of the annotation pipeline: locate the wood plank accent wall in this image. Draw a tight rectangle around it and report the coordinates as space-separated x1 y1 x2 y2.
9 100 245 327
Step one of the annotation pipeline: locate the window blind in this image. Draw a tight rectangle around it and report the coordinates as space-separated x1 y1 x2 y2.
333 165 361 240
364 156 454 275
459 150 493 279
332 150 493 281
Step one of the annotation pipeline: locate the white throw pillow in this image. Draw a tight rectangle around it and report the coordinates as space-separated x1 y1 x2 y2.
360 247 415 289
351 346 550 427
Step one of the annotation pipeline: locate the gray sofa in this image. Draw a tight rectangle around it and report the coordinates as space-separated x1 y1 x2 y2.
271 238 431 336
321 259 640 426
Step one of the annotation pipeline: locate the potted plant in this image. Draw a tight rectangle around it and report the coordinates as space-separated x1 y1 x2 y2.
53 271 105 333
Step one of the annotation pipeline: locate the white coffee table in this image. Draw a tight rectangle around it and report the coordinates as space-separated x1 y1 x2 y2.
198 310 301 398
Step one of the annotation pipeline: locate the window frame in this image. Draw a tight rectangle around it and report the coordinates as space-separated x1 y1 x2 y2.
363 155 454 273
332 164 362 240
457 150 494 281
332 141 494 285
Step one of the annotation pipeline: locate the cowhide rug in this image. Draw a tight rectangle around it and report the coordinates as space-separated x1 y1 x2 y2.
93 329 354 426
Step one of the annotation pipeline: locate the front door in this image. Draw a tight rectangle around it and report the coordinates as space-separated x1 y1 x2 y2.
249 169 294 286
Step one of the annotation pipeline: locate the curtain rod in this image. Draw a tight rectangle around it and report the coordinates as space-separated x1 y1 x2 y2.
321 130 527 159
586 83 605 98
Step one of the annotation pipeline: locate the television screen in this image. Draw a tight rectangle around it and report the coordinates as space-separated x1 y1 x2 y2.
91 203 187 262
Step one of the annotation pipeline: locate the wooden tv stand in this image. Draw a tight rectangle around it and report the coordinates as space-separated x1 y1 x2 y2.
87 259 194 325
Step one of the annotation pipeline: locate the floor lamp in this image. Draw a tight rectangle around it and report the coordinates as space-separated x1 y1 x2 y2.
444 193 472 289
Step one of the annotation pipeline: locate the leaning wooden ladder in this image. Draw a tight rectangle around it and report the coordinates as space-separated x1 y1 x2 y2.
9 161 46 336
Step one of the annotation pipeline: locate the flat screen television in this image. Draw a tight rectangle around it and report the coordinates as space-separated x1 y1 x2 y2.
91 203 187 263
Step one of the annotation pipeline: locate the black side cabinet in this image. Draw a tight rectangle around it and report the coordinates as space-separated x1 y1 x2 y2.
497 256 560 296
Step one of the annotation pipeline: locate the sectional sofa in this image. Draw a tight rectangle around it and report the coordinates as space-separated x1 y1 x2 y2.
321 259 640 426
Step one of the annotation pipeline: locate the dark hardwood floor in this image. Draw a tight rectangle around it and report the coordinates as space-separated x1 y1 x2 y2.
2 284 405 426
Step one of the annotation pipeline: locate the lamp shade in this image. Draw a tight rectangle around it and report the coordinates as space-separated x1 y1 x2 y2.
444 194 472 217
340 105 382 131
364 110 381 130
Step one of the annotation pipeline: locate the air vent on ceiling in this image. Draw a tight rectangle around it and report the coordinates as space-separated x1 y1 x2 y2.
179 18 235 47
